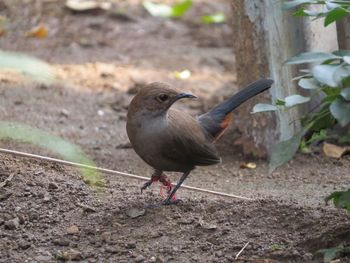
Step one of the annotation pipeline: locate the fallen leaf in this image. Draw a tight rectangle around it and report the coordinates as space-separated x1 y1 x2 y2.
323 142 350 158
25 24 48 39
240 162 257 169
65 0 111 12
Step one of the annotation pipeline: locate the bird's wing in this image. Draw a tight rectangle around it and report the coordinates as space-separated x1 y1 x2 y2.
161 109 221 167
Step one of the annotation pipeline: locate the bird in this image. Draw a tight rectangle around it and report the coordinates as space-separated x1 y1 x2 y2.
126 79 273 205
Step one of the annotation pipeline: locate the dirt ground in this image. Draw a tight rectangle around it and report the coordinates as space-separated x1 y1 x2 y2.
1 1 350 262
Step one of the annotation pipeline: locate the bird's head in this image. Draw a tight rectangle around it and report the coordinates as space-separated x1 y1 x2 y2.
128 82 197 117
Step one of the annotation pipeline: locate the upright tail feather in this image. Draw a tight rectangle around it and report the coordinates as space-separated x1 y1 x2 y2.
198 78 273 141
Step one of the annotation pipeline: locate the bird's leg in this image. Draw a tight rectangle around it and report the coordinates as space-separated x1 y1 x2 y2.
141 170 163 193
158 174 176 200
163 170 192 205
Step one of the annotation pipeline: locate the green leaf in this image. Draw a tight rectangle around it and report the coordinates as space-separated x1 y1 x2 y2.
298 78 320 89
312 65 339 87
333 50 350 57
344 56 350 64
316 246 344 263
0 121 101 186
283 0 316 10
285 52 340 65
305 129 328 145
330 98 350 126
303 102 336 132
171 0 192 17
200 13 226 24
338 131 350 144
285 94 310 107
0 50 55 85
276 99 286 106
269 128 308 172
293 8 311 16
340 87 350 100
324 7 350 26
142 0 192 18
325 189 350 212
143 1 172 17
251 103 278 114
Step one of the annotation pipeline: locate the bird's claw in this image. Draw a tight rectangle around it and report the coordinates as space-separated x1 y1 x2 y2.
140 180 152 193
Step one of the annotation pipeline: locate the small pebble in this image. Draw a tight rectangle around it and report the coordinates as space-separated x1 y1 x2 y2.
4 217 20 230
48 182 58 190
135 255 145 263
126 208 146 219
59 249 82 261
53 238 70 246
18 239 31 250
67 225 79 235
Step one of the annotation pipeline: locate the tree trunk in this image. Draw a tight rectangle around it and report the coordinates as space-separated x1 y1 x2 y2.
337 17 350 49
229 0 338 158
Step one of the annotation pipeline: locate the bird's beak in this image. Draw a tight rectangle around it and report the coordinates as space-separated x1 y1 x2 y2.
175 92 197 101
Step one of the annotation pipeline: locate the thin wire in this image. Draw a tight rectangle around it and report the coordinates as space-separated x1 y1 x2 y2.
0 147 254 201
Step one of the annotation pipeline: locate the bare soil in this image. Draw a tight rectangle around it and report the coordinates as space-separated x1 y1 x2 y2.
1 1 350 262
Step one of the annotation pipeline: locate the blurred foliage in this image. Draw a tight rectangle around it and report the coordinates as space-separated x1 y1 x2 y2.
0 50 55 85
0 51 100 186
200 13 226 24
0 121 102 187
142 0 192 18
283 0 350 26
143 0 226 24
316 245 350 263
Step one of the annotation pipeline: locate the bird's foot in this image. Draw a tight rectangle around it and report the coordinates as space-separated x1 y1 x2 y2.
140 180 152 193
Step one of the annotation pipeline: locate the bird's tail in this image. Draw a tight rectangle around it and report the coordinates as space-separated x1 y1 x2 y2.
198 79 273 141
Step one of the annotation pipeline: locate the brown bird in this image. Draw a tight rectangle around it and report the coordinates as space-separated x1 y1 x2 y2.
126 79 273 205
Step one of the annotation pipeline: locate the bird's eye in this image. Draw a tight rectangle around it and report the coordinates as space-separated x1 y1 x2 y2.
157 94 169 102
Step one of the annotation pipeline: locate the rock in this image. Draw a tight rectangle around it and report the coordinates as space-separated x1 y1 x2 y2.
53 238 70 246
0 191 12 201
79 204 97 213
198 219 217 230
48 182 59 190
105 246 119 254
135 255 145 263
43 193 51 202
59 249 82 261
149 256 157 262
4 217 20 230
60 108 70 117
126 208 146 219
126 242 136 249
67 225 79 235
18 239 31 250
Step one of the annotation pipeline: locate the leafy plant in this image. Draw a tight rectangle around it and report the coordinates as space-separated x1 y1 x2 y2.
256 0 350 216
254 1 350 173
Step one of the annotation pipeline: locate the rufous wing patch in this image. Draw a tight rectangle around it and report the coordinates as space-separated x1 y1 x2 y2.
213 112 233 143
